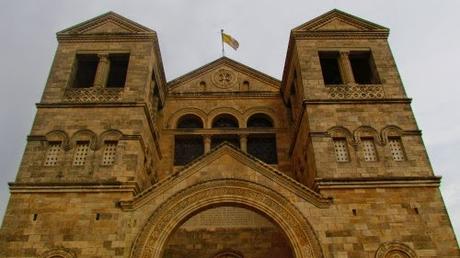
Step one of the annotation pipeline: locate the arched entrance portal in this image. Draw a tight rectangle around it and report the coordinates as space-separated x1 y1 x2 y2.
130 179 324 258
164 206 293 258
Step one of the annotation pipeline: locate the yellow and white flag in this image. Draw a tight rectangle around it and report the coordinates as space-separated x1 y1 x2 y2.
222 32 239 50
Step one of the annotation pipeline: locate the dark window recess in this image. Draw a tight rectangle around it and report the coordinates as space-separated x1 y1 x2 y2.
319 52 343 85
177 114 203 129
174 136 204 166
247 114 273 128
212 114 239 128
247 135 277 164
106 54 130 88
211 135 240 149
349 51 380 84
73 54 99 88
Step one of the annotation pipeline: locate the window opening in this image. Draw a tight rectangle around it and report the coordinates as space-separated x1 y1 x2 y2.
102 141 117 165
177 114 203 129
388 137 405 161
247 114 273 128
212 114 239 128
362 138 377 161
349 51 380 84
247 134 277 164
319 52 342 84
333 138 349 162
211 135 240 149
44 141 62 166
73 141 90 166
106 54 129 88
174 136 204 166
73 54 99 88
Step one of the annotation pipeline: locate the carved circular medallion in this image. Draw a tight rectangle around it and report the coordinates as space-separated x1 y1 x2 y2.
375 242 417 258
212 69 237 88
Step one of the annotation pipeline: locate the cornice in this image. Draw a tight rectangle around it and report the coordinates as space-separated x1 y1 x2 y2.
57 34 155 42
168 91 280 99
291 31 389 39
303 98 412 105
315 176 441 190
9 181 139 194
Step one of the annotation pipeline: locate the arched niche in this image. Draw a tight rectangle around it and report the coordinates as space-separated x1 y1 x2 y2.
212 114 239 128
177 114 204 129
129 179 324 258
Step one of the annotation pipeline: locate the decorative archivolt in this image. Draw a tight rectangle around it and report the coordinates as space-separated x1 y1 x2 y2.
207 107 243 128
353 125 381 145
97 129 124 149
324 125 410 146
167 107 278 129
375 242 417 258
45 130 70 150
129 179 325 258
243 107 278 128
326 126 354 146
167 108 207 129
70 129 98 150
380 125 404 145
40 248 76 258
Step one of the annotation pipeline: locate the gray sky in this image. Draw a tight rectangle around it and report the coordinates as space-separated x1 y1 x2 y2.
0 0 459 239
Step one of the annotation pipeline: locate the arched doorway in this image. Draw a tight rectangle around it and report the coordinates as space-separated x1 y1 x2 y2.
163 206 293 258
129 179 324 258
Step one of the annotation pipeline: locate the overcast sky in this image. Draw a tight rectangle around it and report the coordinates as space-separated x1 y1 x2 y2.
0 0 459 239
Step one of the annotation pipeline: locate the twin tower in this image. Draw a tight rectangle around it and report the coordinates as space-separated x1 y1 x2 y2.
0 9 458 258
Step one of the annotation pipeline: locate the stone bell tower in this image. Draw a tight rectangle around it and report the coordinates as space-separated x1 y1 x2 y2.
281 9 458 256
0 12 167 257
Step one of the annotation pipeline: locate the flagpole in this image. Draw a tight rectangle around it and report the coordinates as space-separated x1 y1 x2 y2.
221 29 225 57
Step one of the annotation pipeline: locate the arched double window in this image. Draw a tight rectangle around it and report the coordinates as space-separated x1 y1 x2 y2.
247 114 277 164
174 115 204 165
211 114 240 149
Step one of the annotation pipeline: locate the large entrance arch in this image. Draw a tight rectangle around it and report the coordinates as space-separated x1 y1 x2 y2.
130 179 324 258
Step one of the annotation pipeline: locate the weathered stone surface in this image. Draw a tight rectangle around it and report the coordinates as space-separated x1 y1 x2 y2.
0 9 458 258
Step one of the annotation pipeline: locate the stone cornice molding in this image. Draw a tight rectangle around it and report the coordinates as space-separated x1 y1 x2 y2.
119 143 331 211
315 176 441 190
303 98 412 105
168 91 280 98
9 182 139 194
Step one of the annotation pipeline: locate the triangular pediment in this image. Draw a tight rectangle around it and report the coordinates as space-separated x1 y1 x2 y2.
293 9 388 32
57 11 154 35
168 57 280 94
120 144 331 210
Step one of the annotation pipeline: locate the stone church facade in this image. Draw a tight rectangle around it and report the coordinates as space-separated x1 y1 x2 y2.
0 9 458 258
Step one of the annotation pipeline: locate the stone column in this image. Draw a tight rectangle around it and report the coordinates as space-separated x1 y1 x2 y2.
240 134 248 153
204 135 212 153
339 51 355 84
94 53 110 87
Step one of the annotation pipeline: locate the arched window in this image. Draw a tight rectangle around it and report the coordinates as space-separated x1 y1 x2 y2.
212 114 239 128
247 113 273 128
247 113 277 164
177 114 203 129
174 114 205 165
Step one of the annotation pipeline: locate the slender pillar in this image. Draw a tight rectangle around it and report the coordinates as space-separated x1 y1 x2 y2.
204 135 212 153
339 51 355 84
240 134 248 153
94 53 110 87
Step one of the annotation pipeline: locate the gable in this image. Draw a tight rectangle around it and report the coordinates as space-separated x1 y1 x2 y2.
120 144 331 210
57 11 154 35
293 9 388 32
168 57 280 94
